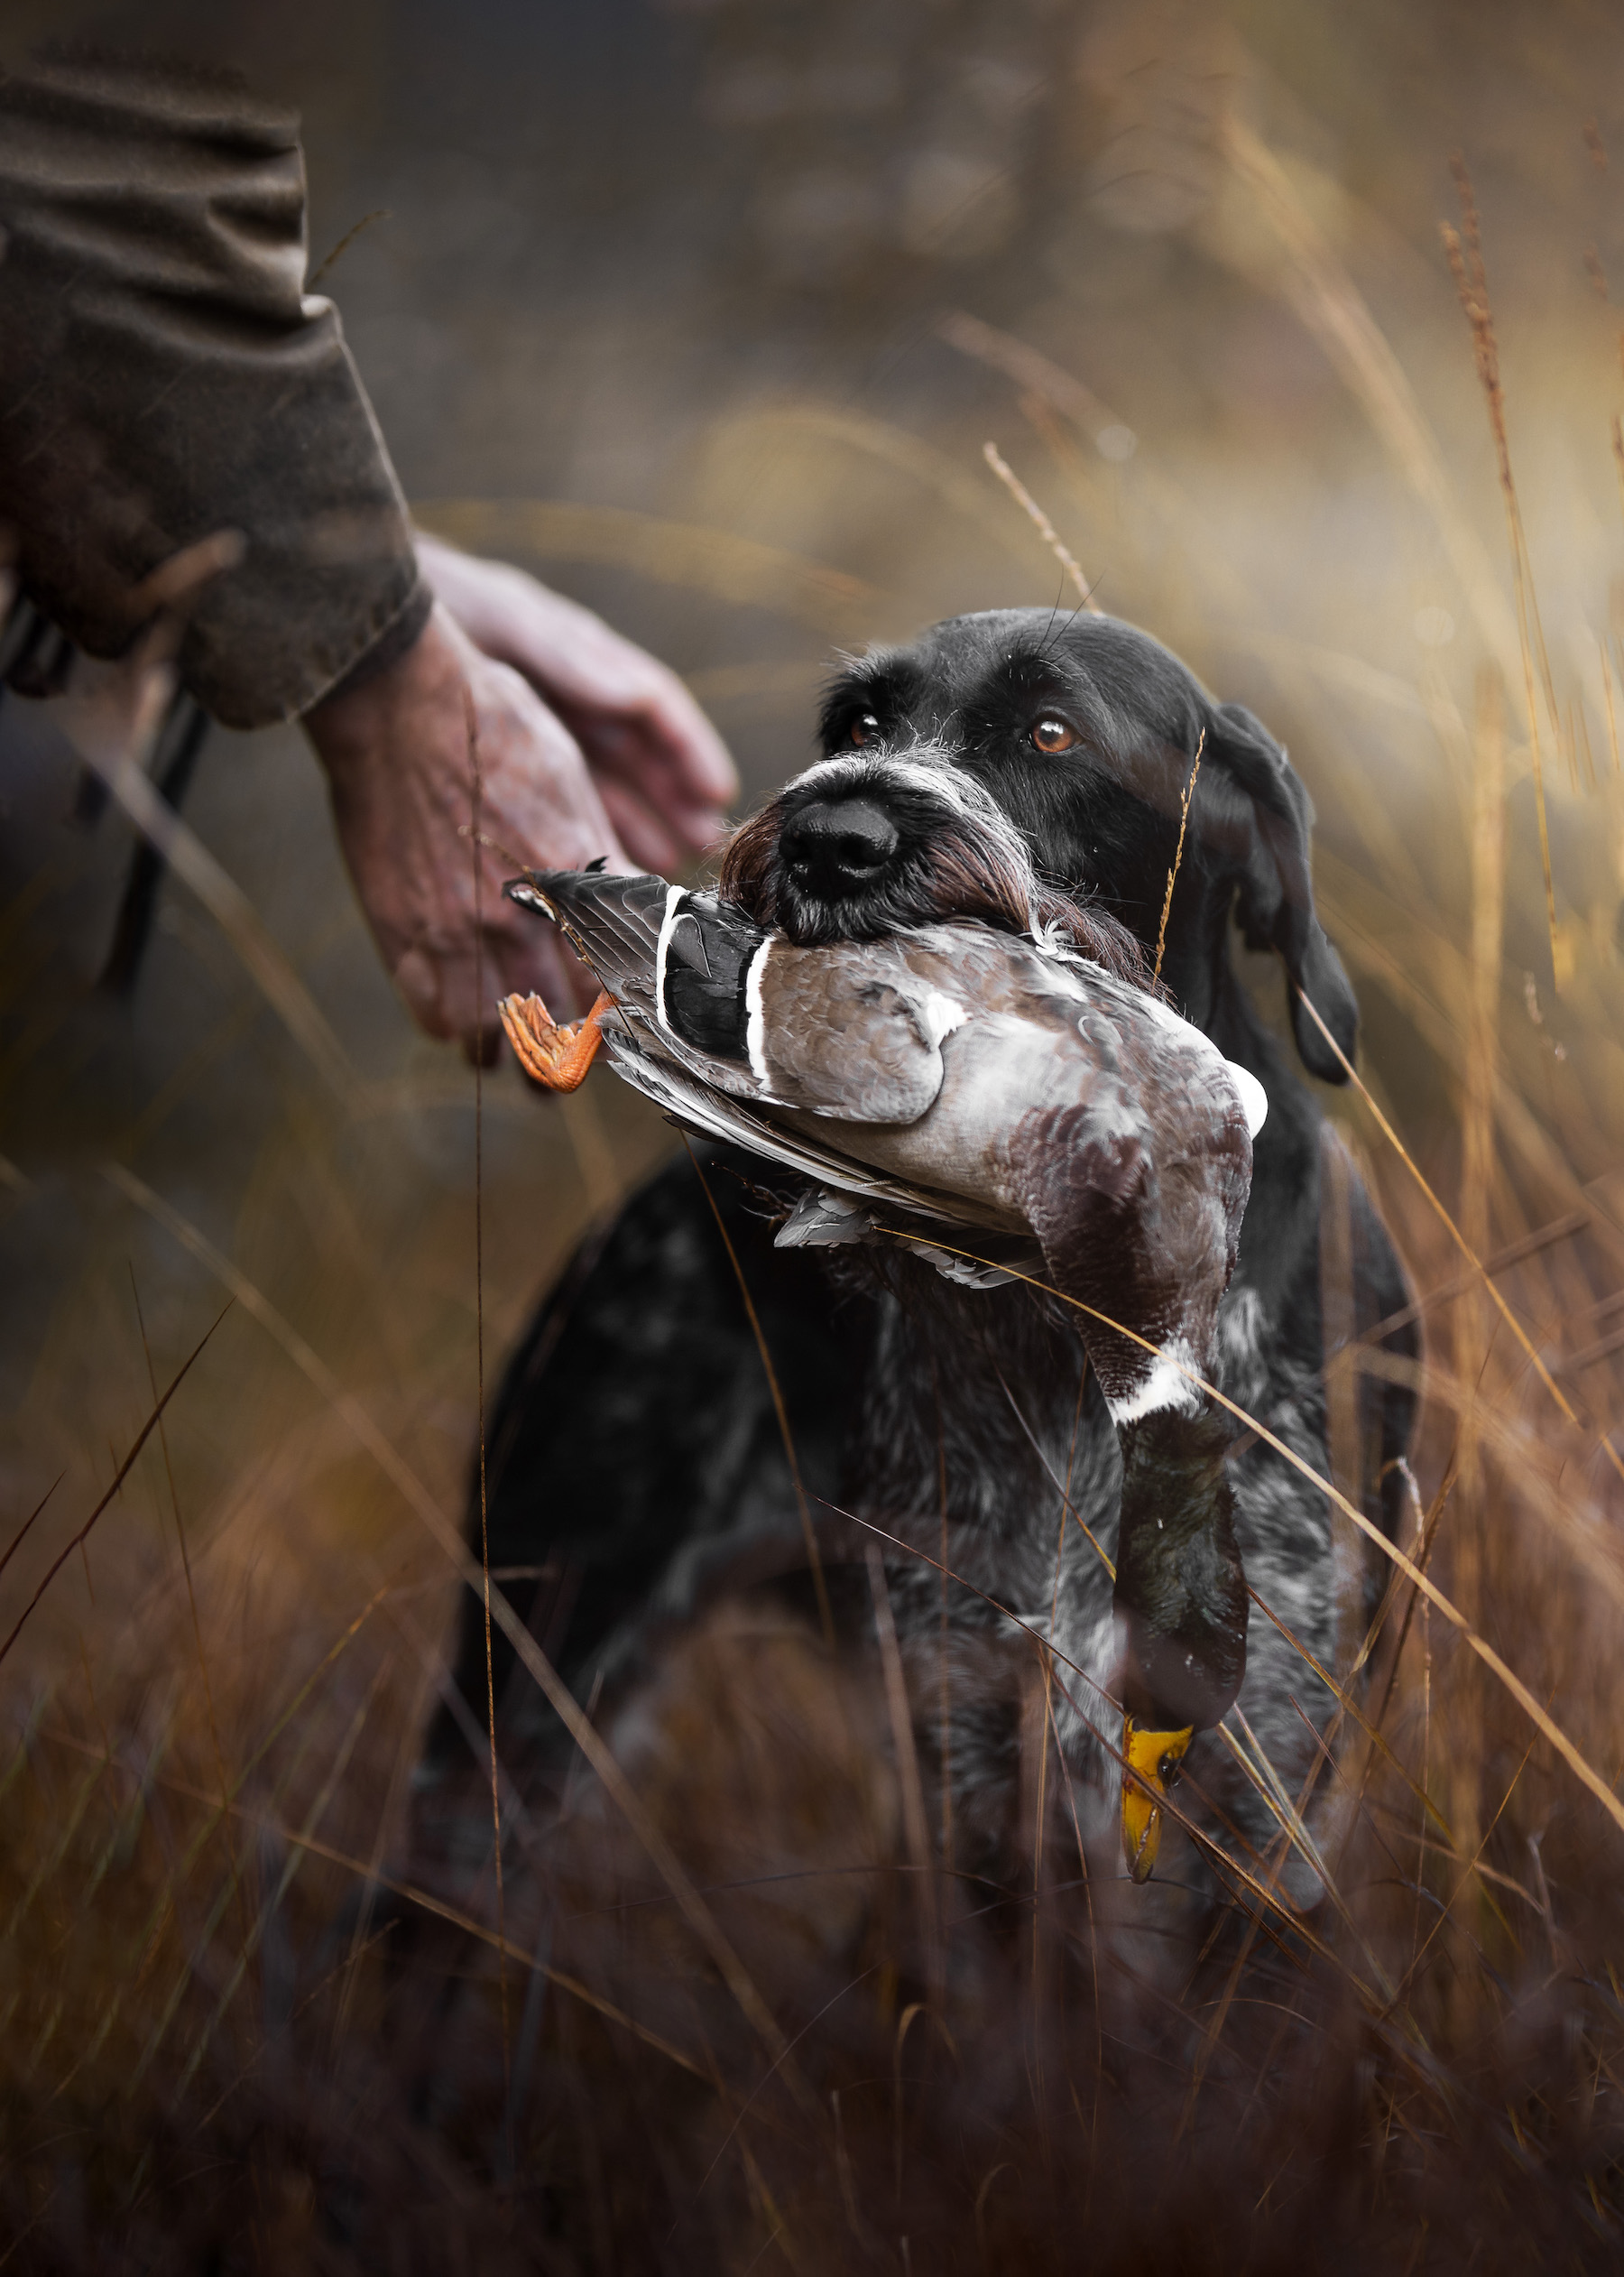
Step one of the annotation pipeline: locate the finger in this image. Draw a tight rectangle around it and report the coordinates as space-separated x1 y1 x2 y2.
461 580 737 810
567 700 737 820
625 677 738 808
391 944 457 1041
660 797 733 855
564 719 730 855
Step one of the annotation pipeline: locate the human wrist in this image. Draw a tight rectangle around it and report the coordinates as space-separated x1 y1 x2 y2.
303 598 465 781
311 578 434 709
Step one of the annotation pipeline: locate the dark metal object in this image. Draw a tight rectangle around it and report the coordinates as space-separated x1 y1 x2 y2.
0 593 75 699
97 690 209 995
0 587 211 994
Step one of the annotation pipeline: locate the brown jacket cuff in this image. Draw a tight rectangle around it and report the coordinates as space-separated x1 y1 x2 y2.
0 51 422 730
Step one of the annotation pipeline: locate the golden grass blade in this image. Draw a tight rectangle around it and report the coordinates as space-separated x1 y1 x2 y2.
816 1495 1383 1981
1452 666 1509 1877
1218 116 1519 674
42 1727 706 2083
1243 1571 1457 1854
1441 161 1562 985
981 443 1100 611
868 1225 1624 1850
57 657 361 1113
1213 1707 1398 2001
0 1473 64 1588
171 1661 388 2101
864 1545 941 1993
1213 1717 1333 1893
1313 872 1624 1284
0 1304 231 1670
1387 1727 1541 2013
101 1161 814 2111
307 206 389 290
939 312 1121 447
1290 986 1624 1488
682 1138 834 1645
1153 734 1203 985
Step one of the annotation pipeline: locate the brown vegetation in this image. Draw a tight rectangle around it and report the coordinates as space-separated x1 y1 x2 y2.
7 60 1624 2275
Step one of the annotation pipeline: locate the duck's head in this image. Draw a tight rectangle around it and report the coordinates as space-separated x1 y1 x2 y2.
1112 1402 1250 1883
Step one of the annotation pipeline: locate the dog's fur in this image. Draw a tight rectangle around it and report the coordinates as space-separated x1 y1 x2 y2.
419 608 1416 1907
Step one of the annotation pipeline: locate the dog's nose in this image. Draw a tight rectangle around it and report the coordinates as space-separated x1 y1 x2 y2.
780 799 900 894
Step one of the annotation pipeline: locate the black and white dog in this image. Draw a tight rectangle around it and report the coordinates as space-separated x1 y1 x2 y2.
420 608 1416 1902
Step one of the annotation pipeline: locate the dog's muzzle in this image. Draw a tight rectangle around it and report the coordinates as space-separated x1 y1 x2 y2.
778 797 901 900
730 743 1041 949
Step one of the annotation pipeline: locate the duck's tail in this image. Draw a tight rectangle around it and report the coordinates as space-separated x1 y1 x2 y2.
503 865 672 1005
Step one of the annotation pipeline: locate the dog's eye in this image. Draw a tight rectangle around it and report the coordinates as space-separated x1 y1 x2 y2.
1031 717 1078 755
848 714 881 747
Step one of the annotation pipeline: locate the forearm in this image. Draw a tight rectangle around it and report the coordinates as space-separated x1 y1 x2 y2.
0 50 426 727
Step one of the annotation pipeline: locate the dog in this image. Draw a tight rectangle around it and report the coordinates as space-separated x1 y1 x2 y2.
416 606 1416 1912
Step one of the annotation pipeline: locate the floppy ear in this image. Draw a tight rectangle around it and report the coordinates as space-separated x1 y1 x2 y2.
1207 701 1359 1084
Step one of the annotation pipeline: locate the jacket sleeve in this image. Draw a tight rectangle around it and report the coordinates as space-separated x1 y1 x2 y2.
0 51 429 728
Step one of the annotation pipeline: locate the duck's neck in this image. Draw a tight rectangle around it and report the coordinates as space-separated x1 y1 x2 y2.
1113 1403 1249 1732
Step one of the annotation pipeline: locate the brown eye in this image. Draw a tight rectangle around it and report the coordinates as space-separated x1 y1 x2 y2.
849 713 880 747
1031 717 1078 755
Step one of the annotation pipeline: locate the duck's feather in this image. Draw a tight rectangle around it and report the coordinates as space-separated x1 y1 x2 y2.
515 868 960 1128
507 871 1256 1429
507 871 672 1012
662 897 764 1063
597 1017 1008 1229
753 943 960 1123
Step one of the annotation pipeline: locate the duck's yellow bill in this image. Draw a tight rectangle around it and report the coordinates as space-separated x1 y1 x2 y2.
1121 1717 1195 1883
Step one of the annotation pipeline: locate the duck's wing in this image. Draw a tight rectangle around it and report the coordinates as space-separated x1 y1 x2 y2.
753 941 958 1124
506 871 775 1075
660 892 769 1066
652 911 958 1124
598 1021 975 1224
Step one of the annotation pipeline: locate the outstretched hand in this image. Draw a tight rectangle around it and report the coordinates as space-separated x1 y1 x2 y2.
304 550 736 1055
414 532 736 876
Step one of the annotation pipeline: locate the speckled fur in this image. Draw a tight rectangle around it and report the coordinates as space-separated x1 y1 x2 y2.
817 1231 1359 1897
434 607 1418 1927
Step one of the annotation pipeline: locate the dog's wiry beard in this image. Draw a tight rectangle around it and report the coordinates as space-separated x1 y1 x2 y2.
719 745 1152 991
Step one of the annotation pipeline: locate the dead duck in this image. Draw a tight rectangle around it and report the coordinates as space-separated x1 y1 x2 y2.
499 865 1265 1881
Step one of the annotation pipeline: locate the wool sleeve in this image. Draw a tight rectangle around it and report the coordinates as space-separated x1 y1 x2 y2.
0 50 429 728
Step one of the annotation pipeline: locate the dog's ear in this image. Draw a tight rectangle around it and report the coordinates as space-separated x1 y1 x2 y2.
1207 701 1358 1084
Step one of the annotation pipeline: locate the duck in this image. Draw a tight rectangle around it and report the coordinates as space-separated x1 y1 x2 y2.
498 864 1266 1882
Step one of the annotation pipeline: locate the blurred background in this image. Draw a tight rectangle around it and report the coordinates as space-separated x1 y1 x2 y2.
5 1 1624 2260
6 0 1624 1543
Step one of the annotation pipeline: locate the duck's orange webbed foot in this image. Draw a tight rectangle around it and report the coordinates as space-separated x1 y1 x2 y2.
498 991 613 1092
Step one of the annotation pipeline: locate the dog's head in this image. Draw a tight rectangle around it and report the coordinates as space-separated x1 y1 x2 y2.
720 607 1358 1083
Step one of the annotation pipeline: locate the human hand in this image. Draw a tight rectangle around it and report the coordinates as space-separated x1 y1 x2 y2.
414 531 736 874
306 602 638 1048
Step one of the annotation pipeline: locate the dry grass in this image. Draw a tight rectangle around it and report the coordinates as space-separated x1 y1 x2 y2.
7 100 1624 2276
